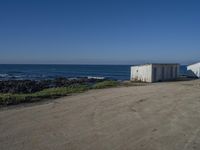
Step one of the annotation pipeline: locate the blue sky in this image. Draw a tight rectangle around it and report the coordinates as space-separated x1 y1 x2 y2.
0 0 200 64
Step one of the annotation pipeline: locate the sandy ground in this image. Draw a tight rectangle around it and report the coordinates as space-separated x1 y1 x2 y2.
1 80 200 150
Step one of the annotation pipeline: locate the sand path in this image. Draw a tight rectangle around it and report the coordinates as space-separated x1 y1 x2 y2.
1 80 200 150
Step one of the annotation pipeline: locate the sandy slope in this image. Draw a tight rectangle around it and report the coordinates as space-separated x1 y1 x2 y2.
1 80 200 150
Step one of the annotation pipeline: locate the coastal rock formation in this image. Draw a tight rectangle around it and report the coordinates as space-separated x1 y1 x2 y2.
0 77 104 94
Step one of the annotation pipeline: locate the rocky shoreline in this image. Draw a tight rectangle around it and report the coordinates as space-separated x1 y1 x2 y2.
0 78 120 106
0 77 106 94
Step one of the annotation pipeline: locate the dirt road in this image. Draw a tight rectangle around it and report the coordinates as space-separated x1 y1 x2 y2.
1 80 200 150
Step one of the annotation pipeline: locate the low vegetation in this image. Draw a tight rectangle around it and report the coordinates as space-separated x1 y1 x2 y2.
121 81 149 87
0 84 90 106
0 78 100 94
0 80 150 106
93 80 119 89
0 80 120 106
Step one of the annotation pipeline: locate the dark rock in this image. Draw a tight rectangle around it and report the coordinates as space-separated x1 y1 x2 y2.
0 77 105 94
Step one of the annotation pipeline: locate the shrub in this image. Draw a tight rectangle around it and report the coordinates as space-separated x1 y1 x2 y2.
0 84 89 106
0 80 120 106
93 80 119 89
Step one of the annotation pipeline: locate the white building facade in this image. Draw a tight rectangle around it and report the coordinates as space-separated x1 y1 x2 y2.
187 62 200 78
131 64 180 83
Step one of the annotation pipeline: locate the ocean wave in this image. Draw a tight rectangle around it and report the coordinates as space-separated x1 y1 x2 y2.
0 74 9 78
87 76 105 80
7 71 23 74
0 74 27 80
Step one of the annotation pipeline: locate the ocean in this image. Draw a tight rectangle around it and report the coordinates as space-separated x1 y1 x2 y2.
0 64 187 81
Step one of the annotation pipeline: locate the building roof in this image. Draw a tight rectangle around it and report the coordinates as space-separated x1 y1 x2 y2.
131 63 179 67
188 62 200 66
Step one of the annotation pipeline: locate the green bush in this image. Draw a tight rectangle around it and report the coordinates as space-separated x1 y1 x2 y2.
93 80 119 89
0 84 89 106
0 81 121 106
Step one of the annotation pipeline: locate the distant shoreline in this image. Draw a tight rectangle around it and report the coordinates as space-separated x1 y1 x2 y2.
0 64 132 80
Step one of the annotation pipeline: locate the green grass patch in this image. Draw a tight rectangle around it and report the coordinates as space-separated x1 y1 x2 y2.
121 81 149 87
0 84 89 106
0 81 121 106
93 80 119 89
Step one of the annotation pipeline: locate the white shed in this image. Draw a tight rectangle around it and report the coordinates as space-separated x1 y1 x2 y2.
130 64 180 83
187 62 200 78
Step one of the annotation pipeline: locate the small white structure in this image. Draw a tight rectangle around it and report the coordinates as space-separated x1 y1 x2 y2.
187 62 200 78
131 64 180 83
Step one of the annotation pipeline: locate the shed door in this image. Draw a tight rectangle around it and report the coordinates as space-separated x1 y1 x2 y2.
170 67 173 78
162 67 165 80
174 66 177 78
153 68 157 81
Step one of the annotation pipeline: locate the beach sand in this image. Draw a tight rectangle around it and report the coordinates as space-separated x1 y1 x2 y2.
1 79 200 150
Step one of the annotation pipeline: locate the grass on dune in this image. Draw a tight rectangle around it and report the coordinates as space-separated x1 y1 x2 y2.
93 80 119 89
0 84 89 106
0 81 120 106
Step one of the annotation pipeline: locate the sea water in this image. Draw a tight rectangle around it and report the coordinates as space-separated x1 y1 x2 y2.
0 64 187 81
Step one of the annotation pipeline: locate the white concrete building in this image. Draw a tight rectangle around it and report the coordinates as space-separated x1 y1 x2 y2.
187 62 200 78
131 64 180 83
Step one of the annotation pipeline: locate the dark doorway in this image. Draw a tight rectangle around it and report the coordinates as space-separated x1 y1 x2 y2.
153 68 157 81
162 67 165 80
174 67 177 78
170 67 173 78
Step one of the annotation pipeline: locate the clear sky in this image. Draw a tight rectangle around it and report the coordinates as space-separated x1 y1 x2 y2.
0 0 200 64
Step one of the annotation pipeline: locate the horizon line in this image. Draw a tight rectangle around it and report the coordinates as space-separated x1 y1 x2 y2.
0 63 189 65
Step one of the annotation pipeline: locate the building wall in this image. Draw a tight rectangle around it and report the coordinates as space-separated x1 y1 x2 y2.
152 64 179 82
130 65 152 82
187 63 200 78
131 64 179 83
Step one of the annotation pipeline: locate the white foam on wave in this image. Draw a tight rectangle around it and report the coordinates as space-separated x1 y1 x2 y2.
87 76 105 80
0 74 9 77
